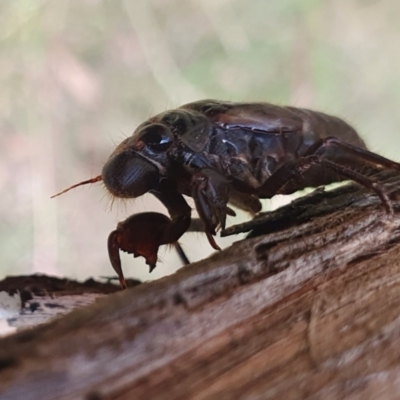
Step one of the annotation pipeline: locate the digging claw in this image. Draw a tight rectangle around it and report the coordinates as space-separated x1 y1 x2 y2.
107 212 190 289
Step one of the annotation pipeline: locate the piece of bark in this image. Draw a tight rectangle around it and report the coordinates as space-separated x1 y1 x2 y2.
0 276 141 333
1 172 400 400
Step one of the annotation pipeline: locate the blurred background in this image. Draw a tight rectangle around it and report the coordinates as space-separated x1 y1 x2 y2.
1 0 400 283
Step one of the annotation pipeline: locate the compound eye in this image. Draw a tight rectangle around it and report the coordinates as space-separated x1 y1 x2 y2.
140 124 172 152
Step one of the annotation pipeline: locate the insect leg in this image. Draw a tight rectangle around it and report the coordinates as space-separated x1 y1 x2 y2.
299 156 393 214
301 136 399 213
228 191 262 215
151 181 192 245
257 154 393 213
256 159 309 199
191 169 231 246
305 136 400 171
254 158 394 220
107 230 127 289
108 212 191 289
174 242 190 265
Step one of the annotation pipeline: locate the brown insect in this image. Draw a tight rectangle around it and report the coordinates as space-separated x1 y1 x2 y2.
53 100 400 288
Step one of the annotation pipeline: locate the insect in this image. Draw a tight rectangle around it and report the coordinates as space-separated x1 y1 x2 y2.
53 100 400 288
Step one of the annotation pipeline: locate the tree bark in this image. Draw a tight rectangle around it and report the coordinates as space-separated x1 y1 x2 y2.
1 171 400 400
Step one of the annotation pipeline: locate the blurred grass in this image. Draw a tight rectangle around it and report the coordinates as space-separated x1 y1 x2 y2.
1 0 400 282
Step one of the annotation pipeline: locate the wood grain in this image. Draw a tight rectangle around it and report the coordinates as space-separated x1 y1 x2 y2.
1 171 400 400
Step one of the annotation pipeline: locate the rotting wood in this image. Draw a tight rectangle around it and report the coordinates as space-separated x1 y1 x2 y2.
0 276 141 332
1 171 400 400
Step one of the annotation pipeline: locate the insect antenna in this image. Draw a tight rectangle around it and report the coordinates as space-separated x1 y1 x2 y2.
51 175 102 198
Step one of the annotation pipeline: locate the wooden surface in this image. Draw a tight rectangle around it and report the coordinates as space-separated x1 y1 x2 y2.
0 276 140 335
1 171 400 400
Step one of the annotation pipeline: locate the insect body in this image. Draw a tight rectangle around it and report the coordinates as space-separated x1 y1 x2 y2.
53 100 400 288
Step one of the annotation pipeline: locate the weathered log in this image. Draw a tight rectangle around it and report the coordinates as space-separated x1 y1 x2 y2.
0 276 141 333
1 171 400 400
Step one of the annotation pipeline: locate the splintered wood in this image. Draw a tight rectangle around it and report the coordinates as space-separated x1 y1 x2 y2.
1 171 400 400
